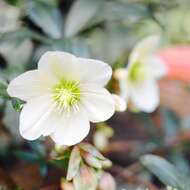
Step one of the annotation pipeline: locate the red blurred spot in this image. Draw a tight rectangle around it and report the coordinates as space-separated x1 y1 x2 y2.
157 46 190 82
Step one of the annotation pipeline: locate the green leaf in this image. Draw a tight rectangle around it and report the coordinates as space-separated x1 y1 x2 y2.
26 1 62 38
14 150 41 163
66 146 81 181
0 28 31 43
39 163 48 176
140 154 188 190
0 27 52 44
29 141 46 156
0 82 10 100
88 26 131 64
11 98 24 112
51 38 89 57
5 0 22 6
170 152 190 176
64 0 103 37
3 101 21 142
103 2 148 23
37 0 59 6
162 108 181 139
50 158 68 170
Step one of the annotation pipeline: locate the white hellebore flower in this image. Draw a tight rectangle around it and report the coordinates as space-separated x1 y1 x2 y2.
7 51 116 146
115 35 167 113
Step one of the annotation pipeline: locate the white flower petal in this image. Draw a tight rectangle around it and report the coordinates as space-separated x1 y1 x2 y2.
51 111 90 146
7 70 56 101
129 35 160 66
114 68 129 102
38 51 76 70
112 94 127 112
77 58 112 86
19 95 56 140
38 51 80 81
130 80 159 113
119 77 130 102
38 52 112 86
80 85 115 122
147 56 168 79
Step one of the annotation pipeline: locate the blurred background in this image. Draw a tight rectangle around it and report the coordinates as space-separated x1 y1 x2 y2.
0 0 190 189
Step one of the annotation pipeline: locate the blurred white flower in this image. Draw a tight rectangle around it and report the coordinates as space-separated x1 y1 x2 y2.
0 1 20 33
112 94 126 112
115 35 167 113
7 51 115 145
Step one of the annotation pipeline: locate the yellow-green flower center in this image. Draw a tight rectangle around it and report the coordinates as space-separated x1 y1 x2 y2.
53 80 81 111
128 62 147 83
